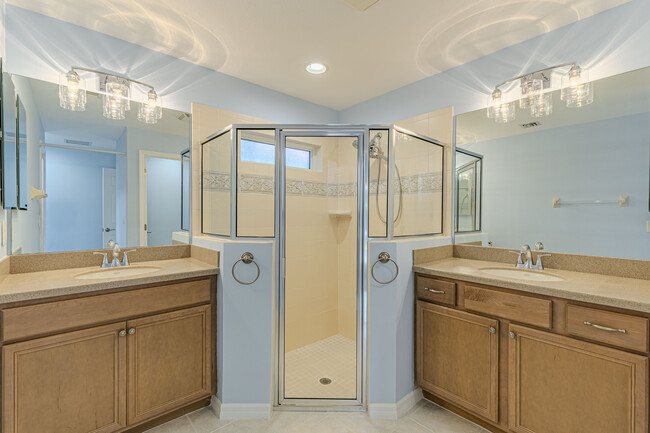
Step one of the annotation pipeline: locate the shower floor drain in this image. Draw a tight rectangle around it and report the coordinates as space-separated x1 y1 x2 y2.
319 377 332 385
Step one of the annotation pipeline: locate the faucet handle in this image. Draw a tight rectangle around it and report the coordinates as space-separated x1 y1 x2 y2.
508 250 524 266
93 252 109 268
121 249 136 266
534 253 552 270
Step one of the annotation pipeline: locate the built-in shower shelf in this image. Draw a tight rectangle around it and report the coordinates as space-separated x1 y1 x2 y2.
329 210 353 218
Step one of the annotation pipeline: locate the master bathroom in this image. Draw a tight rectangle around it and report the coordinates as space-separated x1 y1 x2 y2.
0 1 647 433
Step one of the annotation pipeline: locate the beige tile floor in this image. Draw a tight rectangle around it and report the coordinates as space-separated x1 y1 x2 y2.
284 334 357 399
145 399 489 433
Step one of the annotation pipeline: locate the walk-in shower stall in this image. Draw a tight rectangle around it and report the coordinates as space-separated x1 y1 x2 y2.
201 125 444 409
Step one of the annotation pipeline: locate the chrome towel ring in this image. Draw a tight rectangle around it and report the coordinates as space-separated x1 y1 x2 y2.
371 252 399 284
232 252 261 285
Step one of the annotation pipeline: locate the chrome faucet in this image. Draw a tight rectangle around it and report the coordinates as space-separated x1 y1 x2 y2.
107 240 121 267
103 241 136 267
509 243 552 270
521 244 533 269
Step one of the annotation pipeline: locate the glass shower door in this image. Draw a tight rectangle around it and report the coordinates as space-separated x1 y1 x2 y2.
279 131 364 406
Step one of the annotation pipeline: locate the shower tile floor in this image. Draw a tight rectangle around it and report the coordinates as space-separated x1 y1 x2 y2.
145 399 489 433
284 334 357 399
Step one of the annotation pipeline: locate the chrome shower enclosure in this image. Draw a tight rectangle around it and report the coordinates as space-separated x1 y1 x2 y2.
200 124 445 410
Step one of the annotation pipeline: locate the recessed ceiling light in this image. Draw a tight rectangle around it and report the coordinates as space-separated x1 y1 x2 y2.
306 63 327 75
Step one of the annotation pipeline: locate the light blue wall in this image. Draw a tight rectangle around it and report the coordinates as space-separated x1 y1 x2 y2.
4 5 338 124
44 147 116 252
471 112 650 260
339 0 650 124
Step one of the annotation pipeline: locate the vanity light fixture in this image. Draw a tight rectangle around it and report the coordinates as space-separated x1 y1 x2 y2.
486 89 515 123
487 62 593 123
305 63 328 74
58 69 86 111
137 89 163 124
59 67 162 124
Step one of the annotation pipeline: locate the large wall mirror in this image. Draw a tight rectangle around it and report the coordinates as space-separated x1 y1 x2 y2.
455 66 650 260
3 73 190 255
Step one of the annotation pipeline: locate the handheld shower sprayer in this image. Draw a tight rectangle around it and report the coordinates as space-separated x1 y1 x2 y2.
351 132 402 224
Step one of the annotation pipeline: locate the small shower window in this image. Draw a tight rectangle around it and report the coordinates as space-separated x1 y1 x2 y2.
241 139 311 169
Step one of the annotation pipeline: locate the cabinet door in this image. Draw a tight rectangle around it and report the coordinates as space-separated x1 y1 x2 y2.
127 304 211 425
508 324 648 433
416 301 499 422
2 322 127 433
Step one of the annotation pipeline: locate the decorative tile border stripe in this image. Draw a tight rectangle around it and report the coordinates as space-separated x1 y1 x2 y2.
203 170 442 197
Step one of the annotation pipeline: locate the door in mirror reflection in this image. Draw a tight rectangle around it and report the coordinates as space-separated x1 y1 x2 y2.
144 156 182 247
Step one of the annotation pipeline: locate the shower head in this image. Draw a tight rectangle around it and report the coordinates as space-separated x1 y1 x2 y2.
351 133 385 159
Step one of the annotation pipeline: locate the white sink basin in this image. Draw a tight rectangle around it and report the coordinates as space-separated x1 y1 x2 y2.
75 266 161 280
479 267 564 282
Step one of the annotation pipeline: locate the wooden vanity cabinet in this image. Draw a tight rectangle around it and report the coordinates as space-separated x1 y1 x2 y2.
2 322 127 433
1 276 217 433
416 301 499 422
508 324 648 433
415 274 650 433
127 305 212 425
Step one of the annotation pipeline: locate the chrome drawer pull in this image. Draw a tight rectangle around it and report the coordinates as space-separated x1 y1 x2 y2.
583 321 627 334
425 288 445 294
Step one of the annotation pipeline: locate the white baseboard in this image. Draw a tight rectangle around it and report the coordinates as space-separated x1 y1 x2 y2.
211 397 271 420
368 388 423 419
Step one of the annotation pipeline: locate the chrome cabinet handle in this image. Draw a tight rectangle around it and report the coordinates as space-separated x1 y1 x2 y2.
371 252 399 285
509 331 516 339
128 328 136 335
232 252 261 285
119 330 126 337
489 326 497 334
424 288 445 294
583 321 627 334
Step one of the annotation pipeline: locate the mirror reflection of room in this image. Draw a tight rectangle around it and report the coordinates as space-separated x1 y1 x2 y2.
455 66 650 260
5 74 190 254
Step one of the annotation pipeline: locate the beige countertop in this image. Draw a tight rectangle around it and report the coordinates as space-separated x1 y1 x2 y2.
0 258 219 304
414 257 650 313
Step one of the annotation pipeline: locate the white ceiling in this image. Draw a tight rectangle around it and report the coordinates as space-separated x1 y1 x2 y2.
9 0 631 110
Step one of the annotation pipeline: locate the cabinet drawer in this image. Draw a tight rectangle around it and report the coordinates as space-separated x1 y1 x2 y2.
2 279 212 342
416 275 456 306
464 285 552 329
567 305 649 353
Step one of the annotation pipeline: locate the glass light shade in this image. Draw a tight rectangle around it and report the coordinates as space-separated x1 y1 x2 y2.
103 76 131 120
561 66 593 107
519 77 543 109
487 90 515 123
59 70 86 111
530 92 553 117
137 90 163 124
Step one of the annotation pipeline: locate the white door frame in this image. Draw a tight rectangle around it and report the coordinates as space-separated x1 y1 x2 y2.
138 150 182 247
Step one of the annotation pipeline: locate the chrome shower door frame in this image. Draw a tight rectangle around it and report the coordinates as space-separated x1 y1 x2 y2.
276 128 369 409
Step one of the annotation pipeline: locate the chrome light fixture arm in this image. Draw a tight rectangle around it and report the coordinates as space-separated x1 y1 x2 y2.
70 66 155 92
492 62 578 91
